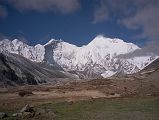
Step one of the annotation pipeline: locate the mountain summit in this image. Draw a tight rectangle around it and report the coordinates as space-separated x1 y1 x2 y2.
0 35 158 78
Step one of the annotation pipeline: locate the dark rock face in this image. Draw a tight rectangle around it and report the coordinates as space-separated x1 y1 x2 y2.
0 53 38 86
44 43 55 65
44 40 64 69
0 52 72 87
138 58 159 80
141 58 159 71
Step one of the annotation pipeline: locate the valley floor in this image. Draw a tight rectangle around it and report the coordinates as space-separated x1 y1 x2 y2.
0 78 159 120
0 95 159 120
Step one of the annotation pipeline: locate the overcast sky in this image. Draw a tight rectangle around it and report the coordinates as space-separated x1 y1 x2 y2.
0 0 159 48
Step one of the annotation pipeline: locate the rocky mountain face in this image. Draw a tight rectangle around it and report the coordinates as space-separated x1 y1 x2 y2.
137 58 159 81
0 35 158 79
0 52 77 87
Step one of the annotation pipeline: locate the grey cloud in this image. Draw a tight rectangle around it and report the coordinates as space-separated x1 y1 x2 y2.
120 1 159 55
0 5 8 18
122 3 159 40
8 0 80 14
93 0 159 22
117 41 159 59
143 41 159 56
92 0 133 23
92 0 109 24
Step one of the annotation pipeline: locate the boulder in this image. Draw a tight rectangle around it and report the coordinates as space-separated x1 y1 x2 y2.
0 112 7 119
20 104 34 113
22 112 35 118
12 113 22 117
35 108 56 117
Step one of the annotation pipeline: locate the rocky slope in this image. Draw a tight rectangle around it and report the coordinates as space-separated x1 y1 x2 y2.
137 58 159 80
0 35 158 78
0 52 77 87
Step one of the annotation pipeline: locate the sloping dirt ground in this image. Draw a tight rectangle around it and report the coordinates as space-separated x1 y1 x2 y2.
0 78 159 105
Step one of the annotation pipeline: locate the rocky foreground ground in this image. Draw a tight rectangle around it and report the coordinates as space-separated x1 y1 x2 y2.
0 77 159 120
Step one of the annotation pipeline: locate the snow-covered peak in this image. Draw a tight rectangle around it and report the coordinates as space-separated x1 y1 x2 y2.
0 39 13 52
86 35 139 56
89 35 124 45
61 41 78 49
12 39 20 43
35 44 43 48
12 39 26 46
44 39 63 46
0 39 12 47
0 36 157 78
0 39 10 43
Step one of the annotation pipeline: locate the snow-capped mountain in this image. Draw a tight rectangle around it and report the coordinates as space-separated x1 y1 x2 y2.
0 39 45 62
0 35 158 78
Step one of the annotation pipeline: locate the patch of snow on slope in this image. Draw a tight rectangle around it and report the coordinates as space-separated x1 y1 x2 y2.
101 71 117 78
126 56 159 70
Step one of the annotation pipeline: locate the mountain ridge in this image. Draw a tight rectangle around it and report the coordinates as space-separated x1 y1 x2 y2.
0 35 158 78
